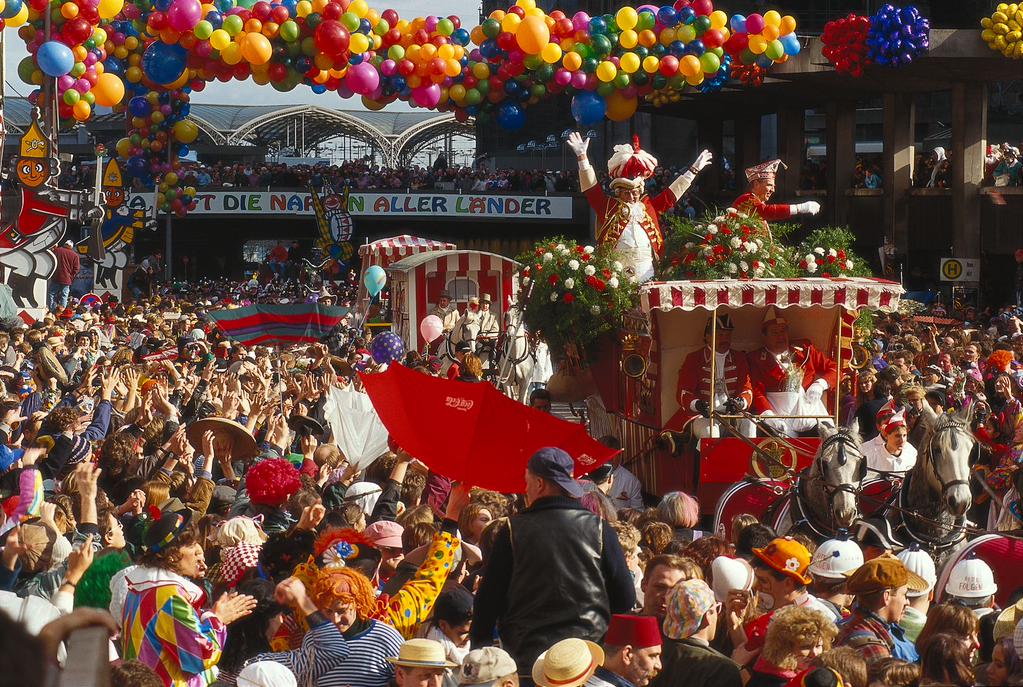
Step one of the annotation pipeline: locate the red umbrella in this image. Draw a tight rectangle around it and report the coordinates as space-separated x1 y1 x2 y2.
359 363 617 492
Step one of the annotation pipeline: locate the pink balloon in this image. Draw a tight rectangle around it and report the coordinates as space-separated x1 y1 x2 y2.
553 68 571 86
412 83 440 108
425 15 438 32
570 71 587 88
379 59 396 76
167 0 202 31
419 315 443 343
746 13 765 34
346 61 379 95
572 11 590 31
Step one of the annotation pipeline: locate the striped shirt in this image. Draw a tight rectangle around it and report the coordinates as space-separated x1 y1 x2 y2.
214 617 349 687
317 620 404 687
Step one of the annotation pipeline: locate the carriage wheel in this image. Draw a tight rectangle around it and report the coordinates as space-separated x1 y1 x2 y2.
750 439 799 481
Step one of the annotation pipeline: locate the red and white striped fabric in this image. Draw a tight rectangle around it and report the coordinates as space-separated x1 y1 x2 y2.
359 235 455 269
641 278 904 313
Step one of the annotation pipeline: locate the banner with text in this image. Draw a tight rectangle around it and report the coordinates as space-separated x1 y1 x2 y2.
125 191 575 220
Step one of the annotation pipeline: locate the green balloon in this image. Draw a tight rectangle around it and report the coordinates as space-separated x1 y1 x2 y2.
582 56 598 73
374 19 389 35
634 46 648 59
63 89 81 106
534 64 553 82
279 20 298 41
591 34 612 56
236 0 255 8
632 71 648 86
301 36 318 57
340 12 360 31
531 83 546 98
573 43 591 59
71 62 86 77
636 10 656 31
612 72 630 88
651 74 667 89
305 12 322 29
523 55 542 70
482 18 500 39
699 52 720 73
82 91 95 105
476 79 489 95
194 20 213 39
694 15 711 32
765 39 784 60
464 88 481 105
286 41 302 56
388 45 405 60
223 14 244 36
437 17 453 35
17 56 35 84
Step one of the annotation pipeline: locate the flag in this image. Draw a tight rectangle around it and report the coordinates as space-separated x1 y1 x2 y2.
207 303 349 346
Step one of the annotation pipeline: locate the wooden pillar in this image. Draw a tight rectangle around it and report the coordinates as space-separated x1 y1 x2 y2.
883 92 915 253
826 100 856 226
735 114 762 181
951 82 987 261
776 106 805 197
698 116 724 192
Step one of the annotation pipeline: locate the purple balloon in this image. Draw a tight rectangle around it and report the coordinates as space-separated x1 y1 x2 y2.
570 70 587 88
167 0 202 31
572 11 591 31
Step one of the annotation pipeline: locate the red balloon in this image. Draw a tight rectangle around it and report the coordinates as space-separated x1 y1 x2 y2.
413 28 428 44
555 17 572 35
321 3 340 20
314 20 350 58
251 1 271 20
397 58 414 75
549 10 564 20
724 32 748 56
659 54 678 76
271 5 289 22
447 14 460 29
381 8 398 25
430 57 445 75
508 5 524 17
692 0 713 16
269 63 287 81
384 28 400 45
673 0 691 10
64 16 94 43
703 28 724 48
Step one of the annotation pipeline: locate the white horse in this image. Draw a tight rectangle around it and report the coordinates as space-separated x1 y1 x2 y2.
495 304 535 403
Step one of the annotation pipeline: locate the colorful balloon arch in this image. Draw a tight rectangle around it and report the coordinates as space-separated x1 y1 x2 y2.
6 0 800 215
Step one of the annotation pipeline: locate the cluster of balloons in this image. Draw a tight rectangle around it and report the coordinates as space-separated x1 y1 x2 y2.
822 14 871 76
364 264 387 297
822 5 929 75
866 4 929 67
982 3 1023 58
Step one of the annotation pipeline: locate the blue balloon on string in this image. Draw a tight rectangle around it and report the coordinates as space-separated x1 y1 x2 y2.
37 41 75 77
364 265 387 297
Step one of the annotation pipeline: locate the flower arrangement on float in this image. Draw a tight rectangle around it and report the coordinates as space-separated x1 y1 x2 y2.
516 238 638 359
794 227 873 278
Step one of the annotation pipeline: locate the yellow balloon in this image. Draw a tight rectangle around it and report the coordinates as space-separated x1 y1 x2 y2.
615 6 638 31
709 10 727 29
658 28 674 45
685 72 704 86
92 72 125 107
748 34 768 54
210 29 230 50
596 60 617 82
642 55 659 73
540 42 562 63
679 54 701 77
501 12 520 33
349 0 367 17
619 52 640 73
515 0 535 10
605 91 637 121
295 0 311 17
764 10 781 27
762 25 779 41
97 0 123 19
221 42 242 65
619 29 637 48
350 32 369 53
438 43 454 60
240 32 272 64
6 4 28 27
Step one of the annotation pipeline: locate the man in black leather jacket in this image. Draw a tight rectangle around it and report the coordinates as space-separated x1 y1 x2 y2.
471 447 636 678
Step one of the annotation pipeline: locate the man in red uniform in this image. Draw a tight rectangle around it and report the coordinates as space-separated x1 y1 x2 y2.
567 132 712 283
663 314 756 451
733 160 821 237
747 307 838 436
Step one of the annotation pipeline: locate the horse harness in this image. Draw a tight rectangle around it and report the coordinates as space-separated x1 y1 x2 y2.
789 430 865 539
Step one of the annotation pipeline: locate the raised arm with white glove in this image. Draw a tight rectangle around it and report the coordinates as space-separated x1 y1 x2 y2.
669 149 713 199
803 378 828 405
567 132 597 192
792 201 821 216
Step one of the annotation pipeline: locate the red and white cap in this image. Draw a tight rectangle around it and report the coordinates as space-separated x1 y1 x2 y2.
745 159 787 183
881 409 906 435
608 135 658 191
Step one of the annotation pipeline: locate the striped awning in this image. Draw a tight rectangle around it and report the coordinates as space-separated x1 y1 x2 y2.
208 304 350 346
640 278 904 313
358 235 455 267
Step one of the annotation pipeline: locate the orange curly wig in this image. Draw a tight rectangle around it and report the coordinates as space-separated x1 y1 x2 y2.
988 350 1014 374
310 567 378 619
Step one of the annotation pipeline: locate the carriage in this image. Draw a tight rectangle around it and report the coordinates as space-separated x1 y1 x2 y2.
355 234 456 321
590 277 906 531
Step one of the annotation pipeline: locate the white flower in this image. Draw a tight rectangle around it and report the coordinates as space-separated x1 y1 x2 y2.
755 239 763 249
714 215 725 222
744 241 756 253
522 277 531 286
583 246 595 254
542 252 553 262
550 292 559 302
556 243 566 251
845 259 854 270
568 260 580 271
584 265 596 276
804 254 816 263
730 237 741 249
612 261 623 271
564 278 575 289
703 246 713 256
590 305 600 315
725 207 737 214
784 557 801 572
561 248 571 256
807 262 818 273
707 225 719 235
728 262 738 273
684 242 695 249
814 247 825 256
739 261 749 272
608 277 619 288
828 248 837 257
755 265 765 276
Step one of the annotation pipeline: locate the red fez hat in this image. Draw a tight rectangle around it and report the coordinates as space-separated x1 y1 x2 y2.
604 614 661 650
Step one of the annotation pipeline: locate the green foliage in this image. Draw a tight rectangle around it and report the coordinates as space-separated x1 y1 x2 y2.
793 226 873 278
516 237 638 356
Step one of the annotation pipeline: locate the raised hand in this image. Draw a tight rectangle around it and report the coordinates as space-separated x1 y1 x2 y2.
212 591 258 625
567 131 590 158
692 149 713 172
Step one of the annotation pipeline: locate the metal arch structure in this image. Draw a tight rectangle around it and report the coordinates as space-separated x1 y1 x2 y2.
189 114 227 145
227 105 396 163
392 115 476 167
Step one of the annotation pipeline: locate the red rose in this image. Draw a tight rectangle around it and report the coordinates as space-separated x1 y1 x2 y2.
534 263 543 272
684 253 695 264
704 234 713 242
713 245 725 255
548 275 559 285
706 256 716 265
827 255 836 263
769 259 776 266
837 250 846 260
822 272 832 278
586 275 597 286
576 245 586 254
595 279 607 292
523 267 531 276
602 269 612 279
721 227 732 235
799 260 808 269
564 293 575 304
671 257 681 267
535 249 543 256
581 253 591 262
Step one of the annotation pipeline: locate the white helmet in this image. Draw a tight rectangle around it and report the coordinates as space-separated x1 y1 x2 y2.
808 535 864 579
945 558 997 599
897 545 936 597
711 556 754 603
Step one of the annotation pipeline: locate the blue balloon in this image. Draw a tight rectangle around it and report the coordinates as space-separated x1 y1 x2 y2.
657 6 677 26
370 332 405 364
571 92 606 126
128 95 151 117
364 264 387 297
496 102 525 130
589 17 607 34
781 34 801 56
729 14 746 33
142 42 187 85
0 0 22 19
126 156 149 178
37 41 75 77
452 28 470 45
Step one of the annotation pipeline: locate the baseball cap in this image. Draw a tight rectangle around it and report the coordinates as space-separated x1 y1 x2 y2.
364 520 404 549
845 554 929 594
460 648 517 686
583 463 614 485
527 447 583 498
663 578 717 640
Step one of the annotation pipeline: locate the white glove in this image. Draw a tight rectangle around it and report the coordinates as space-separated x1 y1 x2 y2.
691 149 713 172
804 380 826 405
760 411 787 434
566 132 590 158
793 201 821 216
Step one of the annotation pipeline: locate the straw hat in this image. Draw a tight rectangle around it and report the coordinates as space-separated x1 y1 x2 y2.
531 638 604 687
186 417 258 459
387 639 459 669
995 599 1023 643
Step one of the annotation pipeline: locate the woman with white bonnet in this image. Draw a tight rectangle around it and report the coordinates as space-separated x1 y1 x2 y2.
710 555 755 655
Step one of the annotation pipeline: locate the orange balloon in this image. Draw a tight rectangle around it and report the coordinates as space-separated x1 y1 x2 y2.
562 50 582 71
605 91 637 121
515 14 550 54
92 72 125 107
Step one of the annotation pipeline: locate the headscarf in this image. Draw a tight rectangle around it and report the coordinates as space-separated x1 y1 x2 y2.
345 481 381 516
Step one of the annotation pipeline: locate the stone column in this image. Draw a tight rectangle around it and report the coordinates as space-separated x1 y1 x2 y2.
826 100 856 225
776 106 805 198
883 92 915 253
951 82 987 261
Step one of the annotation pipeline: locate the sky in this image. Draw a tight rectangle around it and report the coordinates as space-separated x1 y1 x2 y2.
3 0 481 110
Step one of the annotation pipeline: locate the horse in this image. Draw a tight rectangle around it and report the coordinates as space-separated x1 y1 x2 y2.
446 313 482 362
714 423 867 542
494 304 535 403
857 402 975 561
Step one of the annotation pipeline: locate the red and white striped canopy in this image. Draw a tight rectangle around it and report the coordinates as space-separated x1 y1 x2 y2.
359 235 455 268
641 277 904 312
